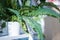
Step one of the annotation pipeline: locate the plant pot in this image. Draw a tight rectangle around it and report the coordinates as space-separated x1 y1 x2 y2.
7 22 20 36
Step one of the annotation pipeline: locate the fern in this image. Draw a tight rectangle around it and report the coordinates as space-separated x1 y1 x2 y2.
23 16 43 40
23 7 60 18
0 0 60 40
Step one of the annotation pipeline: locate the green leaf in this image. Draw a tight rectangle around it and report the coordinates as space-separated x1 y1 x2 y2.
26 7 60 18
8 8 29 33
25 0 30 6
8 8 20 16
11 0 18 9
28 18 43 40
23 16 43 40
40 0 46 3
11 15 17 21
44 2 60 11
8 8 23 24
1 22 6 29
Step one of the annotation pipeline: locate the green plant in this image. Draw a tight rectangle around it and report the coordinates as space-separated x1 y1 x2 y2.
1 22 6 29
0 0 60 40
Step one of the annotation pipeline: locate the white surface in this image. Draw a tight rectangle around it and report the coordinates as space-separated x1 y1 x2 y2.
0 22 33 40
29 34 33 40
0 34 33 40
7 22 20 36
38 15 46 33
0 34 29 40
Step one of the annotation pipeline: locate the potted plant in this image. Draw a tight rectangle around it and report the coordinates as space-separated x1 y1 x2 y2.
0 0 60 40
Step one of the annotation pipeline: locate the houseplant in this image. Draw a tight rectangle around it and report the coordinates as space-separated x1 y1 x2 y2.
0 0 60 40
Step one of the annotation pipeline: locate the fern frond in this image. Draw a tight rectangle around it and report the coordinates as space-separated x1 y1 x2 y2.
23 16 43 40
23 7 60 18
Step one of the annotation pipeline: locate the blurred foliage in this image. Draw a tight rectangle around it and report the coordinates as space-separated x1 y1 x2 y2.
0 0 60 40
40 0 46 2
1 22 6 29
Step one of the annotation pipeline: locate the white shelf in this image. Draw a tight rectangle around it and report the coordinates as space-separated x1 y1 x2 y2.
0 34 32 40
